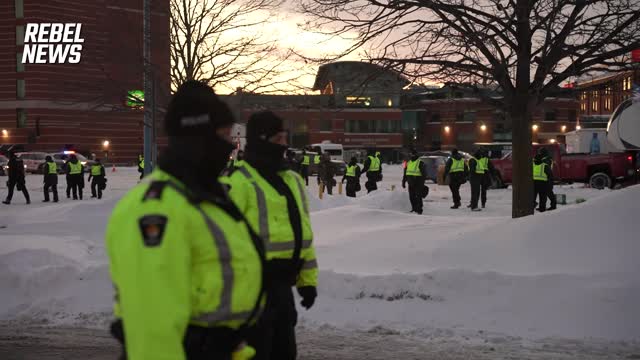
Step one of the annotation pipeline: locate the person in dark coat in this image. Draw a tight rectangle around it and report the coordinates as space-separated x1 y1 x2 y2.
62 155 73 199
299 149 310 186
43 155 59 202
533 151 554 212
539 147 557 210
285 150 299 173
66 154 85 200
362 150 382 193
443 149 468 209
342 157 361 197
88 158 106 199
468 149 484 211
402 149 427 214
318 153 336 195
480 149 495 208
2 152 30 205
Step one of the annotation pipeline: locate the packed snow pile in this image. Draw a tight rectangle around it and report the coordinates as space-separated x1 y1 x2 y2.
0 168 638 343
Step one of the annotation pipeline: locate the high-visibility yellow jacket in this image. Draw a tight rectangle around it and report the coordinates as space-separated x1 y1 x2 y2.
221 162 318 288
533 162 548 181
406 159 423 177
367 156 381 172
106 169 264 360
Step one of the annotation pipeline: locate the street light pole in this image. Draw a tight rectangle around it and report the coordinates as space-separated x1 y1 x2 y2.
143 0 153 175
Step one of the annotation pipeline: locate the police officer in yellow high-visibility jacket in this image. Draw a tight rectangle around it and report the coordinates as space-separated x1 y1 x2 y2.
300 150 310 186
533 150 554 212
43 155 59 202
443 149 468 209
402 149 427 214
88 159 106 199
222 111 318 360
362 150 382 193
106 81 265 360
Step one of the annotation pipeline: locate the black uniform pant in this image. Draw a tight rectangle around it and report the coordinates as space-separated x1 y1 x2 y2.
300 166 309 186
66 175 72 198
449 181 462 206
248 282 297 360
322 179 333 195
534 181 549 212
5 180 30 203
345 178 358 197
481 175 490 206
69 174 83 199
470 176 481 209
44 182 58 202
91 176 104 198
365 173 379 193
548 183 556 209
408 181 424 214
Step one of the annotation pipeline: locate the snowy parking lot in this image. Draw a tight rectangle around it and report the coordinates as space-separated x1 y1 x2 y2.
1 165 639 358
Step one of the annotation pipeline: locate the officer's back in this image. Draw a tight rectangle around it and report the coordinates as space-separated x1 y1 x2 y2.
106 81 264 360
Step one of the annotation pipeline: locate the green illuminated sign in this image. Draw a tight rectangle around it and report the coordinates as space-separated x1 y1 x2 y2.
126 90 144 108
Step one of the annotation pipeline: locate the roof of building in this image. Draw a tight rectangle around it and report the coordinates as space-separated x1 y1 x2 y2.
312 61 411 92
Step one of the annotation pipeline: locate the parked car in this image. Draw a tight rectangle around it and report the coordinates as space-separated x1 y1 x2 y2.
492 143 637 189
419 155 448 183
16 152 49 173
47 152 95 173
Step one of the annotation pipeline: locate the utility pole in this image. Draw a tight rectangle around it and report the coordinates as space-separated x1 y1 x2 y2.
143 0 153 174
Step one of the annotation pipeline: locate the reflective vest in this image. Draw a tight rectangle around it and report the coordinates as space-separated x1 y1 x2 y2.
472 157 488 174
450 158 465 173
313 155 320 164
91 164 103 176
368 156 381 172
301 155 310 166
544 155 554 168
139 157 145 169
69 162 82 175
533 163 548 181
222 162 318 288
406 159 422 177
106 169 263 359
47 162 57 174
345 165 357 177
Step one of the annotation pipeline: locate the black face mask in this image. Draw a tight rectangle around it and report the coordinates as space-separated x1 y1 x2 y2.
159 135 234 199
245 139 288 172
411 154 419 161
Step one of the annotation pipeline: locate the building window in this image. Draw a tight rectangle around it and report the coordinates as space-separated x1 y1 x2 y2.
16 25 24 45
455 112 464 122
17 109 27 128
16 53 24 72
345 96 371 107
319 119 332 131
15 0 24 18
591 90 599 112
544 111 556 121
430 112 441 123
580 92 587 111
462 110 476 122
568 109 577 122
622 77 630 91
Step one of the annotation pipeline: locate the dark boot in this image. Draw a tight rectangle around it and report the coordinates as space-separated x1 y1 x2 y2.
2 200 9 205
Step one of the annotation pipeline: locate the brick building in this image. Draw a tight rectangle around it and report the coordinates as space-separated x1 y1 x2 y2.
575 69 640 128
401 85 578 152
0 0 170 164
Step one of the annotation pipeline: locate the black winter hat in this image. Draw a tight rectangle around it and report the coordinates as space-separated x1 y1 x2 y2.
164 80 234 137
247 111 284 143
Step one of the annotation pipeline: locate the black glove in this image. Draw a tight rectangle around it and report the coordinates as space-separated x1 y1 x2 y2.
297 286 317 310
402 181 406 189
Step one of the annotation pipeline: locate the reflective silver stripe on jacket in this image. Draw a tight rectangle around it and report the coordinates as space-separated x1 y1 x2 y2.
267 239 313 252
163 181 247 325
236 167 270 243
301 258 318 270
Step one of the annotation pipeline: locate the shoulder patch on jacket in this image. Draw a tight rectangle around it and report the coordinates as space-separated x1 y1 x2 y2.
143 181 167 201
138 215 168 247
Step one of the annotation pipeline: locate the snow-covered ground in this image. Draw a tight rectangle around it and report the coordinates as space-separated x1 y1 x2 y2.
1 166 639 357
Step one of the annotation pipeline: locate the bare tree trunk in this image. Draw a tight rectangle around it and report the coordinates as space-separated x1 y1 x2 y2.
509 104 533 218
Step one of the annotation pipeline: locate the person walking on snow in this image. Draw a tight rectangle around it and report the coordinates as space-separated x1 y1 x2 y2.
43 155 59 203
66 154 85 200
2 152 30 205
221 111 318 360
443 149 468 209
342 156 361 198
88 159 106 199
362 149 382 193
402 149 427 214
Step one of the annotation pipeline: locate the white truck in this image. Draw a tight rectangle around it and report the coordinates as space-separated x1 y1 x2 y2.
565 129 615 154
309 141 344 161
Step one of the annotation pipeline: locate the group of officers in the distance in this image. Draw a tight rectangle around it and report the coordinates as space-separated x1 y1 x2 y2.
106 81 318 360
2 152 107 205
